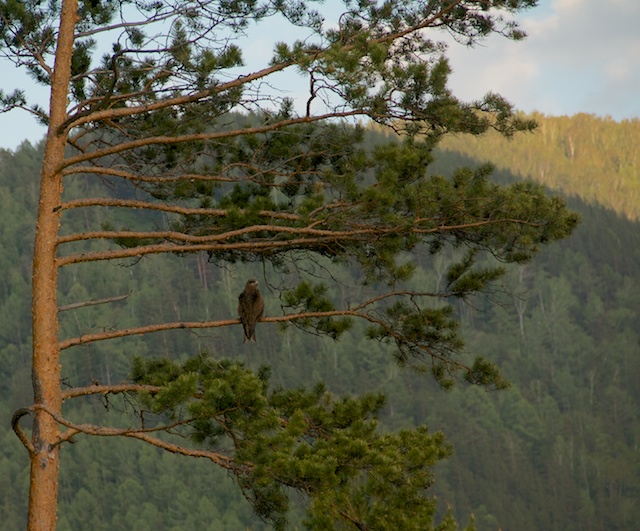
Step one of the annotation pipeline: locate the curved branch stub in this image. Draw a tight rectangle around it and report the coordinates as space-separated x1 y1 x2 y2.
11 408 35 455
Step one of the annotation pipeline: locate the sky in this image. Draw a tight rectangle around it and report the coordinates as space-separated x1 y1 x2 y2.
0 0 638 151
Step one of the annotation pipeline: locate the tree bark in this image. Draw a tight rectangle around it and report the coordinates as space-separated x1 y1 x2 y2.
28 1 77 529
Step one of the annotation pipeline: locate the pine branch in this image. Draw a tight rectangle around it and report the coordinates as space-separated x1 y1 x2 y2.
57 302 468 371
62 0 467 134
61 383 163 400
62 158 322 185
60 110 365 168
61 59 297 134
74 7 185 40
55 235 363 266
32 404 237 469
58 197 301 221
54 215 542 266
61 165 237 183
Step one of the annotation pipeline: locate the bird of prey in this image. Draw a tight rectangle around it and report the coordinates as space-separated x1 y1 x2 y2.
238 279 264 343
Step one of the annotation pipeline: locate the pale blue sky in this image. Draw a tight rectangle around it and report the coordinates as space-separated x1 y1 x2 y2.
0 0 638 151
444 0 640 120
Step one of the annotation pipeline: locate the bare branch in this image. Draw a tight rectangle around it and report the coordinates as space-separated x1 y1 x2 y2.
58 293 130 312
60 317 239 350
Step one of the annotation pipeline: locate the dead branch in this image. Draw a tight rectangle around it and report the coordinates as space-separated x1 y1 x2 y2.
58 293 130 312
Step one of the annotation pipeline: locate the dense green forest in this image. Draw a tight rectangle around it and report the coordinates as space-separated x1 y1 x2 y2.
1 113 639 530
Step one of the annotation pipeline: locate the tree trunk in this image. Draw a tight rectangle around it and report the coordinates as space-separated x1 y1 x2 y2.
28 1 77 529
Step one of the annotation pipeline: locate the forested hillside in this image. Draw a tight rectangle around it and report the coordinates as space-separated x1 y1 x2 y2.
2 115 639 529
439 113 640 220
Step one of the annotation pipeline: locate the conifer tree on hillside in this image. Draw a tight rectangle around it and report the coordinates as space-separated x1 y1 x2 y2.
2 1 578 529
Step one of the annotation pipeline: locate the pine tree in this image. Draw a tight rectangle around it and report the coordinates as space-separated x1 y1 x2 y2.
2 1 577 529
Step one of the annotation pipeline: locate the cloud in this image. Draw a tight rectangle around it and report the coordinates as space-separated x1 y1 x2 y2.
444 0 640 119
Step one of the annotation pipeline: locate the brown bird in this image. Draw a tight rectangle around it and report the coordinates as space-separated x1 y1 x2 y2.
238 279 264 343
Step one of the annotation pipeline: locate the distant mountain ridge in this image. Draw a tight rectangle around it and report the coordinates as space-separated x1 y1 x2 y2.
438 112 640 220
